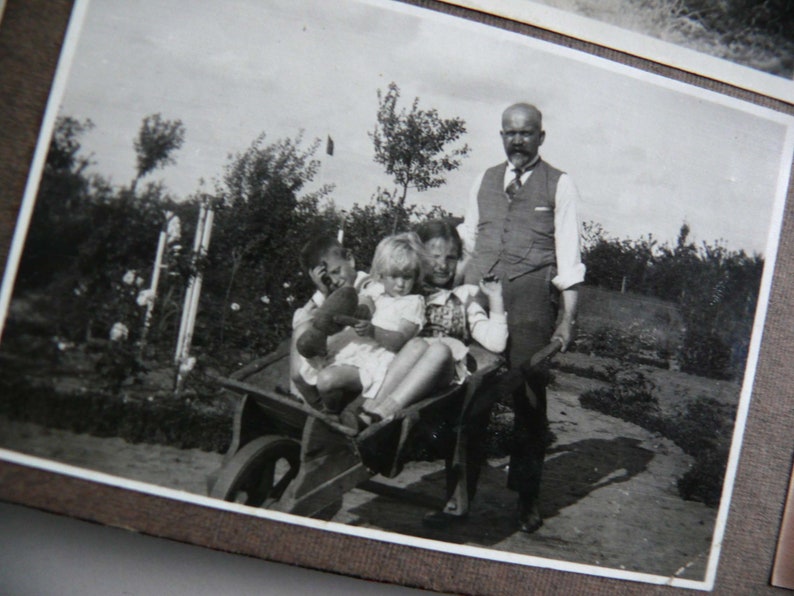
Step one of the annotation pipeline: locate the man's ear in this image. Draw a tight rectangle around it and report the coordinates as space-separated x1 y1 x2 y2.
539 130 546 146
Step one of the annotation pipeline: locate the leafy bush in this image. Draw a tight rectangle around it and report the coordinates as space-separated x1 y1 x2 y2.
579 364 663 432
677 328 733 380
667 397 735 507
677 447 730 507
664 397 736 454
585 326 633 360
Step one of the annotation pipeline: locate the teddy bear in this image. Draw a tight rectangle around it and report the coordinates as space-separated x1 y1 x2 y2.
296 285 371 359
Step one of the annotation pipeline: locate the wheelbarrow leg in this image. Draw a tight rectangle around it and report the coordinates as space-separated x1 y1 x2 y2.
272 417 371 517
443 427 471 516
388 411 420 478
439 341 562 520
424 378 489 526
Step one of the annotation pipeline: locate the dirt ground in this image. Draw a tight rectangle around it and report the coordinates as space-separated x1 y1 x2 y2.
0 369 715 582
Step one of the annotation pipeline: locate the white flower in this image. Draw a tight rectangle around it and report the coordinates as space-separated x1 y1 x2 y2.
109 322 129 341
135 276 145 287
282 282 291 289
122 270 137 285
136 288 156 307
179 356 196 374
286 295 295 305
260 295 271 304
53 336 75 351
230 302 240 311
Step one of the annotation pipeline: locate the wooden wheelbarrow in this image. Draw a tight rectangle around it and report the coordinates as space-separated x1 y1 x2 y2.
207 340 506 518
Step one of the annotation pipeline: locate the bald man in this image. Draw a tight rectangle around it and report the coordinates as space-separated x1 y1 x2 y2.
458 103 585 533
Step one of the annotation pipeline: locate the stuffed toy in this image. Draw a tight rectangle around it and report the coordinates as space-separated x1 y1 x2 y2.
296 285 371 358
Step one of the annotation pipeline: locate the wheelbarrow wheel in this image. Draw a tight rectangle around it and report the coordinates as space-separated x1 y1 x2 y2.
210 436 301 507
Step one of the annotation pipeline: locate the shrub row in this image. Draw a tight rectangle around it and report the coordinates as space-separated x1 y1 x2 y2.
0 372 233 453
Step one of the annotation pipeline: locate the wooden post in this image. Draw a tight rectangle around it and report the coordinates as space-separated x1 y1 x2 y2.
174 203 214 393
175 203 207 363
139 211 174 357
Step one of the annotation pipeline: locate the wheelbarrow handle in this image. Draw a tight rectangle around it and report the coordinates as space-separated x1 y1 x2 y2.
525 337 564 371
499 338 564 395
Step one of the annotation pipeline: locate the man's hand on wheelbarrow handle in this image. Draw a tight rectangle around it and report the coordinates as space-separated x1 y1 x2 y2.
499 337 564 394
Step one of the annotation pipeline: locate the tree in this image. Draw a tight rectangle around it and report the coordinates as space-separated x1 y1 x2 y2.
204 132 332 350
370 82 470 206
16 117 97 289
46 116 94 174
341 188 453 271
132 113 186 192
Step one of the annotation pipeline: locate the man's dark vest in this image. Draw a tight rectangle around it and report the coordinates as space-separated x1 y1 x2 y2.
469 159 562 280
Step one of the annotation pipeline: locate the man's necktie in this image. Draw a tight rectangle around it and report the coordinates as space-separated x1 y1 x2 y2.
506 167 524 198
506 160 540 197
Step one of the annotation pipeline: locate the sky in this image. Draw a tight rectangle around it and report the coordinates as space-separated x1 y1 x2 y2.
54 0 793 255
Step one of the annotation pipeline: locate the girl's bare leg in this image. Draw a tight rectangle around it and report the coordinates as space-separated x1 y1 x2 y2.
316 365 362 413
365 342 454 420
370 338 428 404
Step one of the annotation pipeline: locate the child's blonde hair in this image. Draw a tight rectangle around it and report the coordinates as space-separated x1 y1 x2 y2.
370 232 427 286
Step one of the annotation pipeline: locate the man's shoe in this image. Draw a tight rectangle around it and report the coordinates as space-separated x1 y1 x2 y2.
518 501 543 534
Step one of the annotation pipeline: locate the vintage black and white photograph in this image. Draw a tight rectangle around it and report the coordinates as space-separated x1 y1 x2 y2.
444 0 794 103
0 0 792 591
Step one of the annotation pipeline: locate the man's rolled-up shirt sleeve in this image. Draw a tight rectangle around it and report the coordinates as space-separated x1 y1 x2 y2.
456 171 484 257
552 174 586 291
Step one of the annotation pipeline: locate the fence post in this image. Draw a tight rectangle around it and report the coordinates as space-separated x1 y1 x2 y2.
174 202 214 394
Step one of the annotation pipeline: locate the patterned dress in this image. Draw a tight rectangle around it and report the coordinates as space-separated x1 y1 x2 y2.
420 284 508 383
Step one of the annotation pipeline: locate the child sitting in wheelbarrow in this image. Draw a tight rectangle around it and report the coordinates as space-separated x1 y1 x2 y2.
289 235 368 410
359 220 508 424
291 232 439 417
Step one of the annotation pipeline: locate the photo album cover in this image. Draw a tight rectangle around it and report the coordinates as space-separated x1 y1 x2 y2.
1 0 792 593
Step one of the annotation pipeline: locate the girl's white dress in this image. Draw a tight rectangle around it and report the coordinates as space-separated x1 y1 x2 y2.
331 282 425 398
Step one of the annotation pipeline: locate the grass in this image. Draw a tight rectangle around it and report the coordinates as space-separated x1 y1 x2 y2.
575 286 682 365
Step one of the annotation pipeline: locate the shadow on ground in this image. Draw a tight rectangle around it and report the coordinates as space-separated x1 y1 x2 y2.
346 436 654 547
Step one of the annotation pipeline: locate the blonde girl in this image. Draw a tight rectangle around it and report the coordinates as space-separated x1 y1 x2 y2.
315 232 430 410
